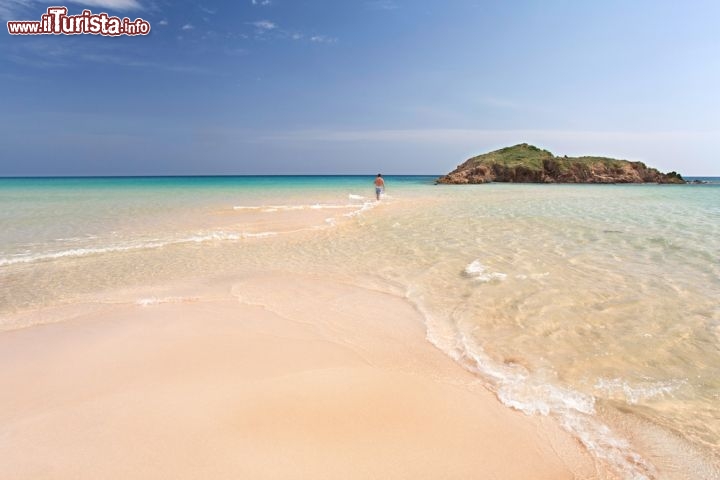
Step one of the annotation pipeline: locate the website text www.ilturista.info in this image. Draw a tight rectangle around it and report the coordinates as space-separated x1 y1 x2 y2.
7 7 150 36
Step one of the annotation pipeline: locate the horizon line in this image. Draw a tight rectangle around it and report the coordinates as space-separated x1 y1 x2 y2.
0 174 444 179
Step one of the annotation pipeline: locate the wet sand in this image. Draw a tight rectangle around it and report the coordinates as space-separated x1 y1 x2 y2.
0 274 600 479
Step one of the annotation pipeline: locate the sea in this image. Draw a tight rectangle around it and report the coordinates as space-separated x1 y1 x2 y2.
1 175 718 479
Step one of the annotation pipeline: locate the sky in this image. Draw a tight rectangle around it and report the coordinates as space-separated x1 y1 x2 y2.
1 0 719 176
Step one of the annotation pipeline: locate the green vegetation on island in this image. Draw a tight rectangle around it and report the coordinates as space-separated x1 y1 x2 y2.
437 144 685 184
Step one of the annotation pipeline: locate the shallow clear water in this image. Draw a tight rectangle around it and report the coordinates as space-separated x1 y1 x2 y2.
1 176 718 479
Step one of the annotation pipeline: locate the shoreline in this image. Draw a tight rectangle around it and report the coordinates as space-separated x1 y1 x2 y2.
0 273 601 479
2 181 718 479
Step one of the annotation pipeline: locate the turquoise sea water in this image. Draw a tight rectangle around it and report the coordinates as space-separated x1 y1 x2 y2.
1 176 719 479
0 176 433 266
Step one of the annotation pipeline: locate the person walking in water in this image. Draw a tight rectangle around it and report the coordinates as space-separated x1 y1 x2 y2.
374 174 385 201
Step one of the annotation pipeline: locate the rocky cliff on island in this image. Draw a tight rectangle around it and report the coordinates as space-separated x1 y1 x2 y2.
437 144 685 184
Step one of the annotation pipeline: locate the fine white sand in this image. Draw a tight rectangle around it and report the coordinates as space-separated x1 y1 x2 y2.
0 274 600 479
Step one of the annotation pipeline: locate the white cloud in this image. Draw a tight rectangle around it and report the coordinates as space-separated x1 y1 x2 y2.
310 35 337 44
0 0 141 20
166 126 719 175
181 23 194 30
0 0 30 20
253 128 718 149
79 52 214 74
3 39 73 67
158 19 168 26
4 38 213 74
250 128 718 174
224 47 247 56
251 0 271 5
251 20 276 30
67 0 142 10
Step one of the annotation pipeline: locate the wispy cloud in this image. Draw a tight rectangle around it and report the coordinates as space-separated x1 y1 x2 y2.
309 35 337 44
265 28 338 44
249 25 337 44
81 53 214 74
0 0 32 20
181 23 194 30
0 0 17 18
2 38 213 74
251 0 271 5
251 20 276 30
158 19 168 25
220 127 715 173
67 0 142 9
0 0 142 20
0 71 35 81
251 128 720 148
2 38 74 67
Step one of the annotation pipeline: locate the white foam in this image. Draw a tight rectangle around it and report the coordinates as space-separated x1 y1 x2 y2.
243 232 278 238
309 204 357 210
413 295 657 480
594 377 686 405
0 244 168 267
136 296 199 306
516 272 550 280
232 200 378 221
464 260 507 283
52 235 99 242
234 204 357 212
0 230 277 267
343 201 377 218
232 205 263 210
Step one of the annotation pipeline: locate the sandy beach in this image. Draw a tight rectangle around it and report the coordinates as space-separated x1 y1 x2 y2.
2 177 718 479
0 273 599 479
4 0 720 477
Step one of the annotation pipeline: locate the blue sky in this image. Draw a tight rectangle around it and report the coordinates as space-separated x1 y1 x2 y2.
1 0 718 175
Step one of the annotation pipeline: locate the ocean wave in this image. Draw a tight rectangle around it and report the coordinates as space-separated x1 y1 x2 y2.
2 198 381 268
594 377 686 405
136 296 199 306
0 230 278 267
343 201 377 217
464 260 507 282
233 203 358 212
413 293 657 480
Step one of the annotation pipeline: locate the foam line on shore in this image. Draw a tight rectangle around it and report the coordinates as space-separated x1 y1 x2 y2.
406 288 658 480
0 282 599 480
232 203 362 212
136 296 201 306
0 231 277 267
1 199 382 268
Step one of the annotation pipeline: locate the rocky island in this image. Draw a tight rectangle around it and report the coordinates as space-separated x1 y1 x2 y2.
437 143 685 184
